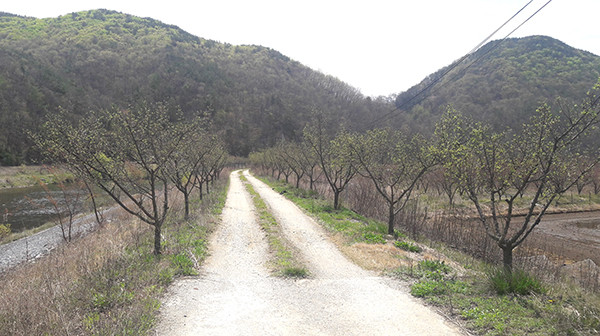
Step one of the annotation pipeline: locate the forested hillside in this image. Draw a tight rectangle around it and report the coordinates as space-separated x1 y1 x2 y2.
392 36 600 133
1 10 599 165
0 9 388 164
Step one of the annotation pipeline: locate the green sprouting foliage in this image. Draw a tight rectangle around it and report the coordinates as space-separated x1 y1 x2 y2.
282 267 309 278
362 232 386 244
171 252 197 276
0 224 11 240
417 260 451 279
393 240 422 253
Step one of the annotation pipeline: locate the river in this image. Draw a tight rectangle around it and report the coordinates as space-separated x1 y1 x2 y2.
0 184 87 233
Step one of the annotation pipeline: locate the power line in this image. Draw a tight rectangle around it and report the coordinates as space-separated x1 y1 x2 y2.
467 0 534 55
455 0 554 77
365 0 552 130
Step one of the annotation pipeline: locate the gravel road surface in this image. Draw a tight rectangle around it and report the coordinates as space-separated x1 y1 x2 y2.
154 170 463 335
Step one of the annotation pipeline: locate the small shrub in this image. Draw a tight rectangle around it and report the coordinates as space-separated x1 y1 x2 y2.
92 293 110 311
488 269 544 295
191 239 207 259
83 312 100 332
0 223 10 239
394 240 422 253
362 232 386 244
158 268 174 285
415 260 452 281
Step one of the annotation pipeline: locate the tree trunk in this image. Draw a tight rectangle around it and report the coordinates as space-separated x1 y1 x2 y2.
154 223 162 255
502 244 513 274
446 190 455 207
333 190 340 210
184 191 190 220
388 203 395 235
84 180 103 225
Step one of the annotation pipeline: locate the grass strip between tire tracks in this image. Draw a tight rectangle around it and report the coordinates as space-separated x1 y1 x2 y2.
240 173 309 278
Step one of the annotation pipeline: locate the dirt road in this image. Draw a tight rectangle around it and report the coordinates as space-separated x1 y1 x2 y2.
154 170 463 335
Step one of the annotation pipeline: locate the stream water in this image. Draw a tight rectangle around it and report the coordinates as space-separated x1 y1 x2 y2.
0 184 86 233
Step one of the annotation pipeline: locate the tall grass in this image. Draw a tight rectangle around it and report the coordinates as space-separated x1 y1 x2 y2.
0 174 229 335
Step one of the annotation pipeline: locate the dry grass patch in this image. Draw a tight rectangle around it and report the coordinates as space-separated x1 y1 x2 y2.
0 176 228 336
339 240 409 271
0 209 149 335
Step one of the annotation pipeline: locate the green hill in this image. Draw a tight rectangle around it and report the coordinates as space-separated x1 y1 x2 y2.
0 9 386 164
1 11 598 165
392 36 600 133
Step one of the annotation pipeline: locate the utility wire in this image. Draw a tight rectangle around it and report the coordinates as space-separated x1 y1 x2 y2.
467 0 534 55
452 0 554 79
394 0 555 121
365 0 552 130
365 0 534 129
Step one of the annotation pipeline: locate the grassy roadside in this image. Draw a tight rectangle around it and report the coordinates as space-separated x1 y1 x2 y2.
259 176 415 271
0 176 228 336
259 175 600 336
240 173 309 278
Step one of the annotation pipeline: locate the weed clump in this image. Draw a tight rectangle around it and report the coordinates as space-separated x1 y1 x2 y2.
488 268 545 295
362 232 386 244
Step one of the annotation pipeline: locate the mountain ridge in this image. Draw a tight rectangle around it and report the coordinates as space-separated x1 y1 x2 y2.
392 35 600 132
0 9 384 164
0 10 598 164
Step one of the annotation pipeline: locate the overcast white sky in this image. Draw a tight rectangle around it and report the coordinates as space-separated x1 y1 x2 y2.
3 0 599 97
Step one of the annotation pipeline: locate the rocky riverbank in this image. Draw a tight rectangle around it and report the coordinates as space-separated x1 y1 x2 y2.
0 208 116 273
